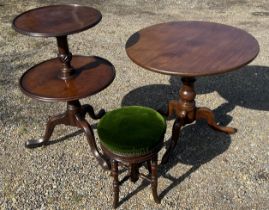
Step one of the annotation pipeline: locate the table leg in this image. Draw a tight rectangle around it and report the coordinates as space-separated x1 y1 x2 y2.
75 113 110 170
81 104 105 119
25 112 68 148
196 107 237 134
24 100 110 170
161 118 184 164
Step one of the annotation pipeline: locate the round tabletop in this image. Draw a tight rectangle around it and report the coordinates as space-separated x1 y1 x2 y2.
126 21 259 77
12 4 102 37
20 56 115 102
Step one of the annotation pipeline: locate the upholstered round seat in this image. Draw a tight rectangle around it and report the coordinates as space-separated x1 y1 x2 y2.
97 106 166 156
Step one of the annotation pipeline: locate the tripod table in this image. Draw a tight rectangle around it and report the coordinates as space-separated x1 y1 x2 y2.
126 21 259 163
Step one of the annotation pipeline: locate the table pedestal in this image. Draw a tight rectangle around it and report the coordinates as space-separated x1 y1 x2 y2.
161 77 237 164
25 100 110 170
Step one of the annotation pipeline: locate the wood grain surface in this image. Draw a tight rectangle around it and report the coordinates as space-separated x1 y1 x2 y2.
126 21 259 77
12 4 102 37
20 56 115 102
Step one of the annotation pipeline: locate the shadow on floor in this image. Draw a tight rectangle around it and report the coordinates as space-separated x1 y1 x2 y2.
122 65 269 112
119 120 232 205
26 122 98 147
120 65 268 201
45 129 84 146
23 65 268 203
178 65 269 111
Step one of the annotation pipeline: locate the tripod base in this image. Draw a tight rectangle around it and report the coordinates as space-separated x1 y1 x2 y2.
161 77 236 164
25 100 110 170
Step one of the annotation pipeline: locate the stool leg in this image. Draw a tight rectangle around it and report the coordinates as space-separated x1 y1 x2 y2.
129 164 139 183
147 160 152 174
112 160 119 208
151 155 160 204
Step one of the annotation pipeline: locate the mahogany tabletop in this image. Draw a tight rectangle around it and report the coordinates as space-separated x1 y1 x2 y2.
20 56 115 102
126 21 259 77
12 4 102 37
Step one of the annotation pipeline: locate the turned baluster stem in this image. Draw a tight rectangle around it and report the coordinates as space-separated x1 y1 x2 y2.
178 77 196 122
56 36 75 80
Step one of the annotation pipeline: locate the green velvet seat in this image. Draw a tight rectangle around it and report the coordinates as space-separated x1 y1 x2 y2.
97 106 166 156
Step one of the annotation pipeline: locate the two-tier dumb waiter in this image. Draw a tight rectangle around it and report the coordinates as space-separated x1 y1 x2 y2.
13 4 115 170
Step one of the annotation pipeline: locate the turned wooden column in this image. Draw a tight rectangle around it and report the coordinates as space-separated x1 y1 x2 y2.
56 36 75 80
176 77 196 122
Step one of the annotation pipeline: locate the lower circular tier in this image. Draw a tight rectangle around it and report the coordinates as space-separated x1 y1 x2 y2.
20 55 115 102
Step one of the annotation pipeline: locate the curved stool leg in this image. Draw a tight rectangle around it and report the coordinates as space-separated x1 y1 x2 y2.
112 160 119 208
161 118 184 164
82 104 105 120
75 114 110 170
196 107 237 134
25 112 68 148
151 155 160 204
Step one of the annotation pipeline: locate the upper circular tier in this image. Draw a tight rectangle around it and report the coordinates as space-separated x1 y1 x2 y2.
20 55 115 102
12 4 102 37
126 21 259 77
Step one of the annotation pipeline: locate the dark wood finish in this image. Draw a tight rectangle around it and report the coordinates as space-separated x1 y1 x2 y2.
151 155 160 204
25 100 109 169
161 118 184 164
161 78 236 163
129 164 139 182
20 54 115 170
146 160 152 174
102 141 163 164
101 142 163 208
13 5 114 170
12 4 102 37
20 55 115 102
125 21 259 163
167 77 236 133
56 36 75 80
112 160 119 208
126 21 259 77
